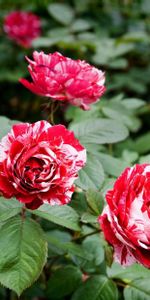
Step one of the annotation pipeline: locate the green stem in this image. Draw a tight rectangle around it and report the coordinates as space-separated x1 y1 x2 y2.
48 100 60 125
108 143 113 155
72 229 100 241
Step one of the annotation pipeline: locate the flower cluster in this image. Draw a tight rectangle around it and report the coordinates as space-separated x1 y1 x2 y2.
3 11 41 48
99 164 150 268
0 121 86 209
20 51 106 110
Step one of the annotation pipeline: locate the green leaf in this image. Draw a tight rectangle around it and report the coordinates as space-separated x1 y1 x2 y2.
30 204 80 231
71 19 92 32
32 36 61 48
101 102 141 132
81 212 98 224
0 116 19 140
92 39 134 65
46 265 82 299
141 0 150 14
134 132 150 154
86 189 104 215
108 262 150 282
122 98 145 110
65 105 99 123
108 58 127 69
76 153 105 190
101 178 115 197
122 150 139 164
70 118 129 146
46 233 92 261
97 153 128 177
0 197 22 223
82 235 105 271
0 216 47 296
124 278 150 300
70 192 88 216
48 3 74 25
139 154 150 164
71 275 118 300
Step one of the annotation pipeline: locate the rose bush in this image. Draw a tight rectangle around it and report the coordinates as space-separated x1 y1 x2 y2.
20 51 106 110
0 120 86 209
99 164 150 268
3 11 41 48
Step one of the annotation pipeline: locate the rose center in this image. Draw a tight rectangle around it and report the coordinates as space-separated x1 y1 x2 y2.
24 157 44 182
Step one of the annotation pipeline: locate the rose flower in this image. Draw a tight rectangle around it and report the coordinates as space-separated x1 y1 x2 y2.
0 120 86 209
99 164 150 268
20 51 106 110
3 11 41 48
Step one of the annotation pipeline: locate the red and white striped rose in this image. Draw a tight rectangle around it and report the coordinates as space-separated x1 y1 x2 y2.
0 120 86 209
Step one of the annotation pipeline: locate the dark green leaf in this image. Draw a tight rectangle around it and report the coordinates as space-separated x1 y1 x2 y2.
0 216 47 296
46 265 82 299
46 233 92 261
71 275 118 300
30 204 80 231
86 189 104 215
83 234 105 269
134 132 150 154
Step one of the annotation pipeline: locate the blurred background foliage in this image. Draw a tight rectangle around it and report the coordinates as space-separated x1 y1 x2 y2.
0 1 150 300
0 0 150 123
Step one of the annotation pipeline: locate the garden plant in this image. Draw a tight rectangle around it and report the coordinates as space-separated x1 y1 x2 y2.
0 1 150 300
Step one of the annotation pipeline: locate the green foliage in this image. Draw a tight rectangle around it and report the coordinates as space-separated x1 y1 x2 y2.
71 275 118 300
0 0 150 299
86 189 104 215
48 3 74 25
46 265 82 299
76 153 105 190
70 118 129 146
30 204 80 231
124 278 150 300
0 197 22 222
0 216 47 296
0 116 19 140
